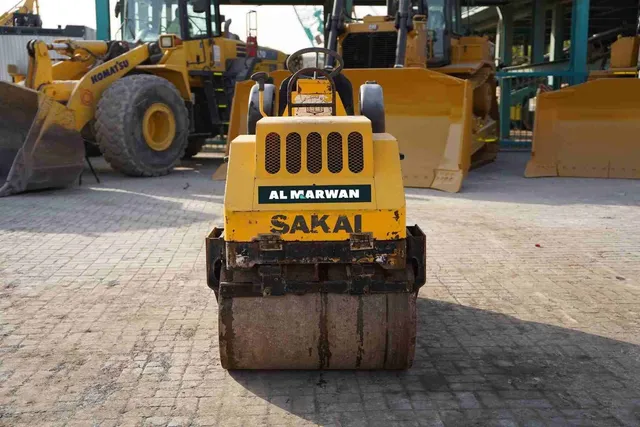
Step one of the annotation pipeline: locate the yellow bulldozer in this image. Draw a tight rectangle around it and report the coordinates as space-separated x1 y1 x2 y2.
0 0 287 197
526 35 640 179
216 0 498 193
206 48 426 369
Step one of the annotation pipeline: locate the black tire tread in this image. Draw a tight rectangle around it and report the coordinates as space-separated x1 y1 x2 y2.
183 137 207 159
95 74 189 177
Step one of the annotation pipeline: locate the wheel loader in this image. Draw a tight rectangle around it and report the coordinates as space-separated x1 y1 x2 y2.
206 48 426 369
526 35 640 179
0 0 287 197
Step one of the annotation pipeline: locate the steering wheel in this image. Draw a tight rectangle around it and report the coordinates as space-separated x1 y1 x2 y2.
286 47 344 79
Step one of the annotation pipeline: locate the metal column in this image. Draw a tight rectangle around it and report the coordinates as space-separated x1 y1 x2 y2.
531 0 546 63
498 5 514 66
95 0 111 41
549 2 565 88
550 2 564 61
498 4 514 143
345 0 353 17
569 0 590 84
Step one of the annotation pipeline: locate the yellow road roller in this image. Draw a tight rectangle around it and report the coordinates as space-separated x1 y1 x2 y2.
206 48 426 369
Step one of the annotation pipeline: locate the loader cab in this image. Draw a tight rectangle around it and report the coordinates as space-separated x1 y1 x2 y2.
426 0 462 67
120 0 221 43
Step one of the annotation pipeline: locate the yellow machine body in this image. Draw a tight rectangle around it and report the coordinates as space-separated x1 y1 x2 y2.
526 37 640 179
526 78 640 179
337 16 429 67
14 36 286 135
206 50 427 369
225 116 406 244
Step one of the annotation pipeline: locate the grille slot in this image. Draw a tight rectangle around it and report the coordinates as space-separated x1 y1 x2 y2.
327 132 343 173
348 132 364 173
265 132 281 174
306 132 322 174
286 133 302 174
342 32 398 68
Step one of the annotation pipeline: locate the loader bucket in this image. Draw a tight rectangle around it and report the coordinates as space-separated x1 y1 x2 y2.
219 69 473 192
526 78 640 179
0 82 84 197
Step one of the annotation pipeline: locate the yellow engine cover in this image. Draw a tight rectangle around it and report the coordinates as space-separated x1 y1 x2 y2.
224 116 406 242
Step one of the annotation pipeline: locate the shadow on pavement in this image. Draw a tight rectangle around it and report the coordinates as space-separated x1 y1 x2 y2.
0 156 225 234
229 299 640 426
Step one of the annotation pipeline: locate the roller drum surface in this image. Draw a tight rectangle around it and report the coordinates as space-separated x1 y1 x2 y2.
218 292 417 370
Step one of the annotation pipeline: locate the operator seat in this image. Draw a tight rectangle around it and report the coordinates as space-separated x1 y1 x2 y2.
278 72 355 116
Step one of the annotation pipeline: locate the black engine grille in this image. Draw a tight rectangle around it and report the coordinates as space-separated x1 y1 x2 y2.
342 32 398 69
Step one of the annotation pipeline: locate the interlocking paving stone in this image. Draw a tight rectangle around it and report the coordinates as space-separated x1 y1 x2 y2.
0 153 639 426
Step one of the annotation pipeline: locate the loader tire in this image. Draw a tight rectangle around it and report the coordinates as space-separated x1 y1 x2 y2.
95 75 189 177
183 137 207 159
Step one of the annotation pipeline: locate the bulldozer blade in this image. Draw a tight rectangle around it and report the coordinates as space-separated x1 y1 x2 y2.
222 69 473 193
0 82 84 197
219 292 417 370
526 79 640 179
342 69 473 193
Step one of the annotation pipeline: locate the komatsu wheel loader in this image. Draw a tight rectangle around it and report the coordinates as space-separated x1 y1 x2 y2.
0 0 287 197
217 0 497 193
206 48 426 369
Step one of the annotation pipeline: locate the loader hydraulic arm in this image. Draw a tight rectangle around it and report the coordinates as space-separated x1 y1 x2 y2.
25 41 54 90
24 40 109 91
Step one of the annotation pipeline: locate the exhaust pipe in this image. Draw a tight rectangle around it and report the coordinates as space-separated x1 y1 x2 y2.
326 0 345 67
387 0 397 17
394 0 411 68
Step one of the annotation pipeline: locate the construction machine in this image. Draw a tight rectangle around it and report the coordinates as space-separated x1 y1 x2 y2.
525 35 640 179
217 0 497 192
0 0 42 28
206 47 426 369
0 0 287 197
332 0 499 186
